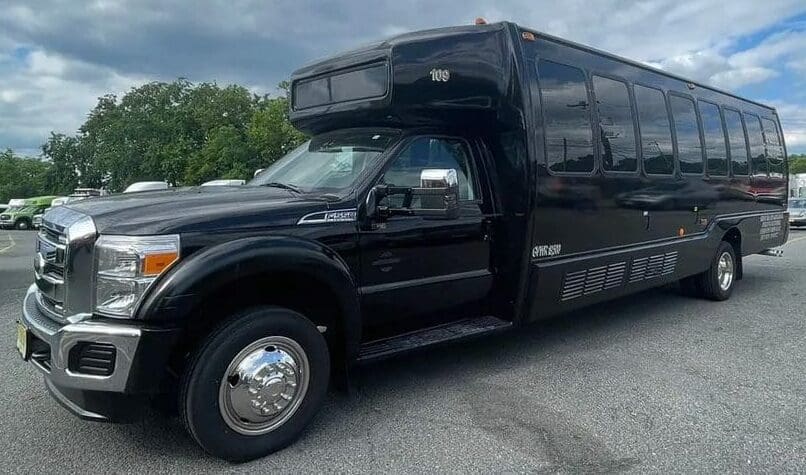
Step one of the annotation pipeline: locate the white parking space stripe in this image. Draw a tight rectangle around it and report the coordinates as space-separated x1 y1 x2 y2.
0 233 16 254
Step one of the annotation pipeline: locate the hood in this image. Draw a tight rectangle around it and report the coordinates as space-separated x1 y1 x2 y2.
59 186 336 235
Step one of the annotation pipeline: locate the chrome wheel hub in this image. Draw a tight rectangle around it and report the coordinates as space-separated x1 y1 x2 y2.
218 336 309 435
717 252 734 291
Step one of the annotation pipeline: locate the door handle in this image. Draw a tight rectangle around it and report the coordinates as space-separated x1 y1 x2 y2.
482 218 493 241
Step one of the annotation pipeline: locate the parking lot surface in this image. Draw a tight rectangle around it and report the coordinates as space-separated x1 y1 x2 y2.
1 228 805 473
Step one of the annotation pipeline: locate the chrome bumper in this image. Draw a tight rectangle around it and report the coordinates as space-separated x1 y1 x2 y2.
20 284 141 393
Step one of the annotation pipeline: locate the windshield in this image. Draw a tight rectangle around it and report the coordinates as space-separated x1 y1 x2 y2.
249 129 400 193
790 199 806 209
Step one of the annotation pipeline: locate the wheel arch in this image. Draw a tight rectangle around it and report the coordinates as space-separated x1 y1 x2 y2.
721 226 743 280
137 235 362 371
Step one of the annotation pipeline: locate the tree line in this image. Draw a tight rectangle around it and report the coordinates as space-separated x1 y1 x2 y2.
1 79 306 204
1 78 806 204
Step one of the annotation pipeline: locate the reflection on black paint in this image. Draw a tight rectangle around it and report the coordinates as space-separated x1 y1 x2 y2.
699 101 728 176
744 113 767 177
593 75 637 172
761 117 785 177
670 95 703 175
537 59 594 173
724 109 749 176
635 85 674 175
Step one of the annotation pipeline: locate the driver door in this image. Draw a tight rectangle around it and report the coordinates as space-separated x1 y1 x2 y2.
358 136 495 333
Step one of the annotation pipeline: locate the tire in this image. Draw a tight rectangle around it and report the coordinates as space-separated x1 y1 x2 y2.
179 306 330 462
689 241 737 301
15 219 30 230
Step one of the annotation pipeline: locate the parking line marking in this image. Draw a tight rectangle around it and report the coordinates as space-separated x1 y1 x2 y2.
0 233 15 254
785 234 806 246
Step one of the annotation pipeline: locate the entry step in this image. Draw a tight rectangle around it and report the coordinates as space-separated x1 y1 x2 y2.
357 315 511 362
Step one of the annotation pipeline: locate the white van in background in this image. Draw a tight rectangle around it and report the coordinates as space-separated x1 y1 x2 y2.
123 181 170 193
201 179 246 187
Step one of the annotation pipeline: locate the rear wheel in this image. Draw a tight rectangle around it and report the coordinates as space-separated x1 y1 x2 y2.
179 306 330 462
686 241 737 301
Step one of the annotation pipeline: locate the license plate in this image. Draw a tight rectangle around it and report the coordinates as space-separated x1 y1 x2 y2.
16 322 30 360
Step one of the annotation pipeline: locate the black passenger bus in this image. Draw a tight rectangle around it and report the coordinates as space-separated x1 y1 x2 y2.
290 20 788 320
18 21 788 461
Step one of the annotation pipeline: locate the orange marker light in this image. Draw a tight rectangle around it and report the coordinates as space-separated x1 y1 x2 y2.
678 227 686 237
475 17 488 25
143 252 179 276
522 31 536 41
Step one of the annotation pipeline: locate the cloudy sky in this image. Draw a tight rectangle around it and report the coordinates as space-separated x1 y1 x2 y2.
1 0 805 155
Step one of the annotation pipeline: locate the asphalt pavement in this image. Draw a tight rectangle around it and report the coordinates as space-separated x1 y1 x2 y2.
1 229 805 473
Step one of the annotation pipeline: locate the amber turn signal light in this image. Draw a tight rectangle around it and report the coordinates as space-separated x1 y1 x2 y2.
143 252 179 276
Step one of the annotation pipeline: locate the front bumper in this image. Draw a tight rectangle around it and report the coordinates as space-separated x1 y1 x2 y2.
0 219 13 228
19 285 182 421
789 216 806 226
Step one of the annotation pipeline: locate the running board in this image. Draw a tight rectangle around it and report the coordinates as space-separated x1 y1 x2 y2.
759 248 784 257
357 316 512 363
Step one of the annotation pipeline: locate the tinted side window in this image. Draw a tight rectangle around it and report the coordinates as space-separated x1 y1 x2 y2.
592 75 637 172
537 60 594 173
724 109 748 176
761 118 785 178
293 63 388 109
382 137 478 207
669 95 703 174
744 113 767 176
699 101 728 176
635 85 674 175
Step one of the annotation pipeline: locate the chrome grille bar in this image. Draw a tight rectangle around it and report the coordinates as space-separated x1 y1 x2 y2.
33 206 97 322
35 224 68 319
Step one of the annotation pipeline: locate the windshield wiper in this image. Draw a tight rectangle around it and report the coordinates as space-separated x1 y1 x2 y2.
260 182 303 194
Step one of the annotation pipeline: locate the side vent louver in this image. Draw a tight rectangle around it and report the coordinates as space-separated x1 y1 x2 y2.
561 261 626 301
629 251 678 283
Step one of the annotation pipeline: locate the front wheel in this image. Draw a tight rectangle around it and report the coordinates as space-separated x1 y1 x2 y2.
15 219 30 230
179 306 330 462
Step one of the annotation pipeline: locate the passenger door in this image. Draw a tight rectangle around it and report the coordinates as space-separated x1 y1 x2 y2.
358 136 494 334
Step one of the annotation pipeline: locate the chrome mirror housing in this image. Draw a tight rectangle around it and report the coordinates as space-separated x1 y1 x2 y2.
420 169 458 188
414 168 460 218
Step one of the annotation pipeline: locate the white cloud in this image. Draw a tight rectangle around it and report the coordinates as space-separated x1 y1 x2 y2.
0 48 147 153
652 29 806 91
0 0 805 152
787 58 806 74
771 103 806 152
730 30 806 68
709 67 779 90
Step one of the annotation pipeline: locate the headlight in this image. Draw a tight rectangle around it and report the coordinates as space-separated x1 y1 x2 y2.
94 234 180 318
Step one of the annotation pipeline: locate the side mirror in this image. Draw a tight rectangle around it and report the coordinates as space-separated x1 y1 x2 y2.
366 169 460 221
365 184 387 221
411 169 460 218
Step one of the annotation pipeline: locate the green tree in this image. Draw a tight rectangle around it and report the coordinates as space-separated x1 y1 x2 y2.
248 93 306 170
32 79 307 193
0 149 52 204
184 125 254 184
42 133 102 193
790 154 806 174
